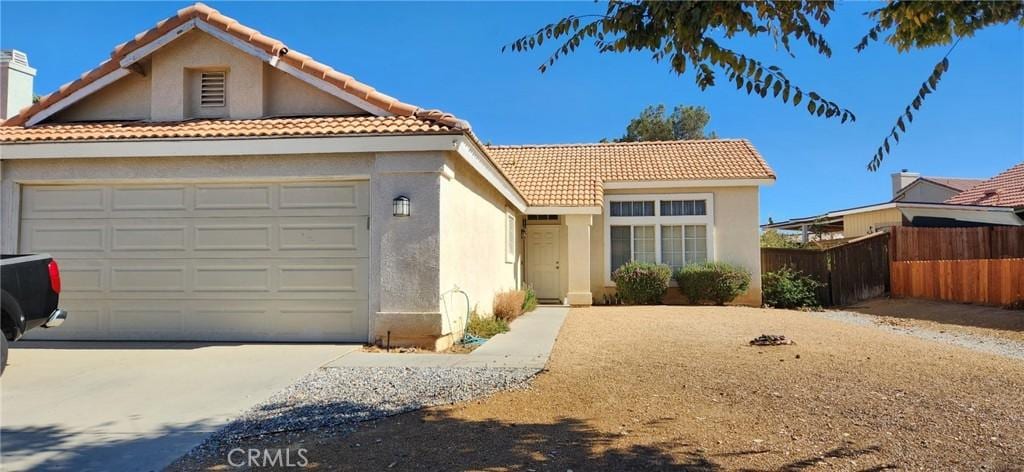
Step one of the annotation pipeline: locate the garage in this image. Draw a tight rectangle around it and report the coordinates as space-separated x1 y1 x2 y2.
19 180 370 342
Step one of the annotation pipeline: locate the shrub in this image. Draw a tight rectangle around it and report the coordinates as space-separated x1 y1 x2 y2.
465 313 509 339
673 262 752 305
493 289 526 321
762 266 823 309
611 261 672 304
522 286 538 313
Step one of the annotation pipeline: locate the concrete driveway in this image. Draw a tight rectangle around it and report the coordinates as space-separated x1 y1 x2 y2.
0 341 358 471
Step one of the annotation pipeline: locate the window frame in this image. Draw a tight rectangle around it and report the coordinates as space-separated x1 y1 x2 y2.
505 209 517 263
603 193 714 286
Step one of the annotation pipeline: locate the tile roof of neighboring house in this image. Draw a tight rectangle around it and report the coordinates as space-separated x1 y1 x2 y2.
0 2 464 129
487 139 776 207
945 162 1024 207
0 116 460 142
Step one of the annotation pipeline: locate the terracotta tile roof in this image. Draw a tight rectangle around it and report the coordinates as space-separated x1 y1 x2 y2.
945 162 1024 207
1 2 464 129
0 116 460 142
487 139 776 207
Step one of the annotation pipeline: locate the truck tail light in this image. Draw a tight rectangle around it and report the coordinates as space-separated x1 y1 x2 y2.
48 260 62 294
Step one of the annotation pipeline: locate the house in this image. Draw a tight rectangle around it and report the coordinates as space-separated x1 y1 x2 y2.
0 3 774 349
890 170 984 204
765 168 1023 242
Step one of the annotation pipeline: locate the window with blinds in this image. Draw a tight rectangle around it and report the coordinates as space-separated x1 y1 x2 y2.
200 71 226 107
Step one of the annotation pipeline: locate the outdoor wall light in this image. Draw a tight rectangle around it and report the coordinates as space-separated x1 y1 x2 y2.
393 195 410 217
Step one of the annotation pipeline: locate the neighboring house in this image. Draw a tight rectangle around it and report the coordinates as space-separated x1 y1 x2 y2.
765 168 1023 241
890 170 984 203
0 3 774 349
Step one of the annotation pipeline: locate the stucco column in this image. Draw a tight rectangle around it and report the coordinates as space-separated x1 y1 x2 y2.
564 214 593 306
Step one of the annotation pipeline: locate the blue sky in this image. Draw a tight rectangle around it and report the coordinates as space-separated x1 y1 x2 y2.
2 2 1021 223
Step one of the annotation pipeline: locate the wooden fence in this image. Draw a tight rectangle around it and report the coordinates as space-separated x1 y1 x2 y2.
761 232 889 306
890 226 1024 261
891 258 1024 305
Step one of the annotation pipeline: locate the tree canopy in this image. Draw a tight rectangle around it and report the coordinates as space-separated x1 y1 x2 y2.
617 104 716 142
505 1 1024 170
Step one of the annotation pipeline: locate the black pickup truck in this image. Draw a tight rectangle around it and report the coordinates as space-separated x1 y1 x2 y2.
1 254 68 374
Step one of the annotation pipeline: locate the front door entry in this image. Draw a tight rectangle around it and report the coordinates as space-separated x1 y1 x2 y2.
527 226 561 300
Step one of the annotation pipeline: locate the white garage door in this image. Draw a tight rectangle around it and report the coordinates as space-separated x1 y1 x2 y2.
19 181 369 342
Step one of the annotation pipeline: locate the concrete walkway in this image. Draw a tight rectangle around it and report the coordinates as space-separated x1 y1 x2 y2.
327 305 569 370
1 343 358 472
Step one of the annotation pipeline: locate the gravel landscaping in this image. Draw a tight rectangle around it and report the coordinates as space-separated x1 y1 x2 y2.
817 309 1024 360
172 366 536 467
175 306 1024 471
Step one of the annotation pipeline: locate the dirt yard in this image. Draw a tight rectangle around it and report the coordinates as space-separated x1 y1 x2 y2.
843 297 1024 343
181 306 1024 471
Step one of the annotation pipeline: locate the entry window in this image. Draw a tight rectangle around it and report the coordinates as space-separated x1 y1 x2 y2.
610 201 654 217
633 226 656 263
527 215 559 221
505 210 516 263
610 226 631 272
605 193 715 284
662 224 708 271
661 199 706 216
684 225 708 264
609 225 656 273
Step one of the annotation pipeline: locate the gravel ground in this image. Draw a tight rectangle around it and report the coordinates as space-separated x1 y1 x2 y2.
169 366 536 469
844 297 1024 344
175 306 1024 471
817 310 1024 360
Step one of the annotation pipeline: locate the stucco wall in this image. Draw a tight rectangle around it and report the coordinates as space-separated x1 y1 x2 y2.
263 65 363 117
41 31 367 124
590 186 763 306
843 208 904 237
372 152 443 315
50 68 152 122
893 181 959 204
151 30 264 120
439 153 522 327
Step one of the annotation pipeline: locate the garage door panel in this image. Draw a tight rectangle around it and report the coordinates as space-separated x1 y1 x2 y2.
112 186 188 211
21 223 106 252
194 224 273 251
113 225 188 251
22 186 107 216
20 217 369 259
110 266 187 292
20 181 369 342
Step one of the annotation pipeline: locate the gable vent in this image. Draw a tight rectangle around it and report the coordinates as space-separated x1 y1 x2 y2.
200 71 226 107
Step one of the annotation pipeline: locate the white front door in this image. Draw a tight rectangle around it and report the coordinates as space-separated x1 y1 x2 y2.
527 226 561 300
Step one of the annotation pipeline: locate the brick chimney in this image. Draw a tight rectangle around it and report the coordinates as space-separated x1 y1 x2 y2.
1 50 36 120
891 169 920 199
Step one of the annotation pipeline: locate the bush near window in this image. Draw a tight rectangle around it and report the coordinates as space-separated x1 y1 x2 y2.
522 286 538 313
762 266 823 309
611 261 672 304
673 262 751 305
493 289 526 321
